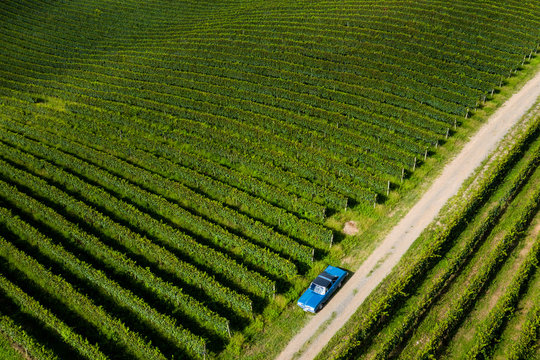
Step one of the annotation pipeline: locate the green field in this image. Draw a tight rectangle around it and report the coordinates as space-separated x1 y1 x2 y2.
0 0 539 359
319 105 540 360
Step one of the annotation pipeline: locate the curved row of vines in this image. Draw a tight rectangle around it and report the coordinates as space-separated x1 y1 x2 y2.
0 0 539 358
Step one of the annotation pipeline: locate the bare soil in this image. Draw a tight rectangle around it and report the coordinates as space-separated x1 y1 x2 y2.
277 70 540 360
11 342 32 360
342 221 359 236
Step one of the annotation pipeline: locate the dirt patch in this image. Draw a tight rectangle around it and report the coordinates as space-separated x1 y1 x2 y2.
11 342 32 360
343 221 359 236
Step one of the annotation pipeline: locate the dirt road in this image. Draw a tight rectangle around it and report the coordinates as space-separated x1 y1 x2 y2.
277 69 540 360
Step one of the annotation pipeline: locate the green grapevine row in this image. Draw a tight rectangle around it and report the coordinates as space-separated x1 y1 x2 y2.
0 179 231 339
0 149 276 298
0 290 97 360
362 138 539 360
0 87 346 214
0 113 328 252
0 101 336 246
0 231 169 360
0 153 254 315
326 115 540 360
465 236 539 359
0 126 298 278
0 207 208 359
414 182 540 359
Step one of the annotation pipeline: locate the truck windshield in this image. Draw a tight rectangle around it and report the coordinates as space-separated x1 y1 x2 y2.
310 283 327 295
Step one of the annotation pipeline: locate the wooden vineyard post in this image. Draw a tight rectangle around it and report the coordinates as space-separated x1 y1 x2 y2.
445 128 450 139
465 108 469 119
454 118 457 130
373 194 377 208
424 149 428 161
413 156 417 171
401 168 405 183
386 181 390 196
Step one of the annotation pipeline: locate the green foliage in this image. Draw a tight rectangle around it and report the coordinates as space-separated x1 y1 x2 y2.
0 208 207 359
326 116 540 360
0 316 57 360
0 150 254 316
465 239 539 359
0 283 105 360
0 0 539 358
0 179 231 339
415 183 540 359
506 305 540 360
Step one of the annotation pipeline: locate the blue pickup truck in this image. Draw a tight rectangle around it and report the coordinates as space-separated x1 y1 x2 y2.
297 265 347 313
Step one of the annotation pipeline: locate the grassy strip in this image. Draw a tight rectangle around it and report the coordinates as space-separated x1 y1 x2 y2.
490 260 540 360
0 331 24 360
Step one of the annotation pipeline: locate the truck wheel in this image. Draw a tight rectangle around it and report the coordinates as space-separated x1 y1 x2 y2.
316 304 322 312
